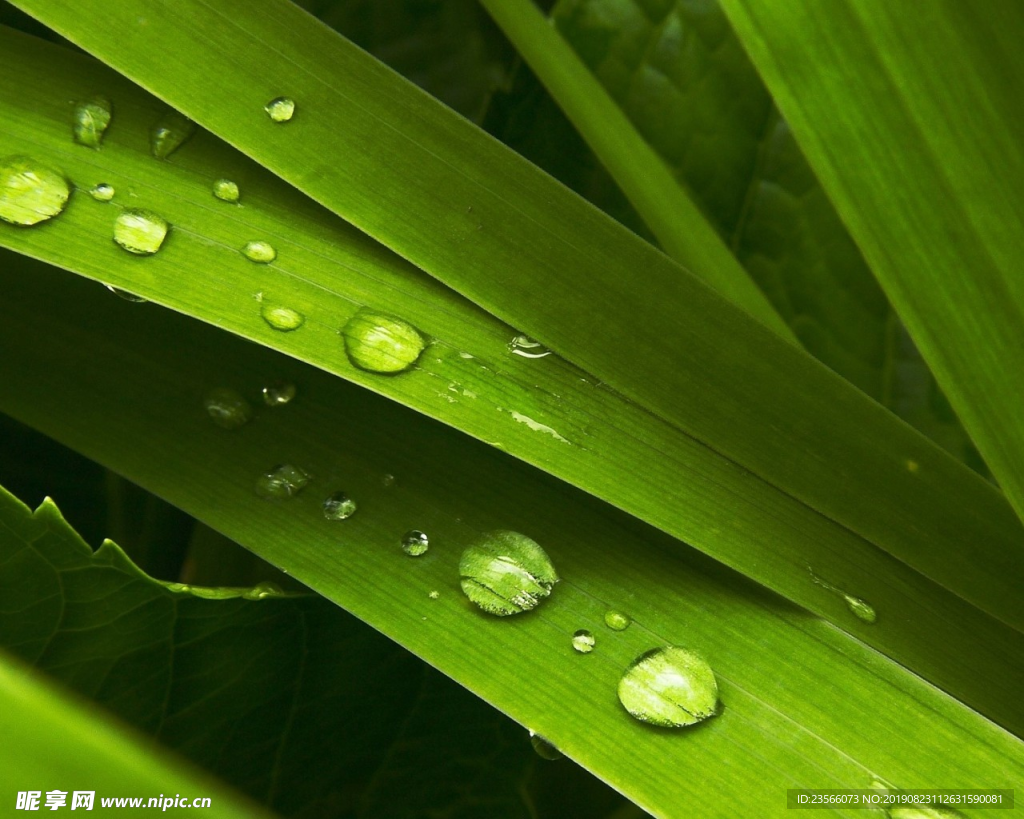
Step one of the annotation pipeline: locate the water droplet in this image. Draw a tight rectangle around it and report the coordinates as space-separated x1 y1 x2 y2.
458 530 558 616
89 183 115 202
322 491 357 520
242 240 276 263
382 473 396 488
604 610 631 631
428 590 440 600
256 464 312 499
150 109 196 159
72 95 112 148
212 178 239 203
203 387 253 429
105 285 147 303
844 595 877 624
341 309 427 374
264 96 296 122
260 302 304 331
0 155 70 226
618 646 720 728
529 732 563 761
572 629 595 654
113 209 169 255
244 581 283 600
261 381 296 407
401 530 429 557
508 334 551 359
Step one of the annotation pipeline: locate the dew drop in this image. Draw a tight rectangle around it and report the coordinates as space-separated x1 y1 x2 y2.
617 646 719 728
529 732 563 761
242 240 277 263
244 581 283 600
401 530 429 557
212 178 240 203
150 109 196 159
260 302 304 331
604 610 631 631
572 629 595 654
265 96 296 123
844 595 877 624
322 491 357 520
428 590 440 600
203 387 253 429
0 155 70 226
89 183 115 202
72 95 112 148
113 209 169 255
105 285 147 303
166 582 191 593
508 334 551 359
382 473 396 488
262 381 296 407
256 464 312 499
341 309 427 374
458 530 558 616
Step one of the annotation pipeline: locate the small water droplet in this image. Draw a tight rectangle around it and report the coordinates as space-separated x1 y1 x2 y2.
166 582 191 593
604 610 631 631
203 387 253 429
89 183 115 202
322 491 357 520
262 381 296 407
844 595 877 624
113 209 169 255
260 302 304 331
72 95 112 148
105 284 147 303
244 581 283 600
341 309 427 374
459 530 558 616
242 240 277 263
256 464 312 499
428 590 440 600
150 109 196 159
264 96 295 122
572 629 595 654
212 178 239 203
618 646 720 728
508 334 551 359
529 732 563 761
401 530 429 557
382 473 396 488
0 155 70 226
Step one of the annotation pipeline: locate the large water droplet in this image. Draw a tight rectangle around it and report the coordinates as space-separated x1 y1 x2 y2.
459 530 558 616
72 95 112 148
89 183 115 202
113 209 169 255
604 610 631 631
322 491 357 520
150 110 196 159
242 240 276 263
262 381 296 407
401 530 429 557
0 155 70 226
264 96 296 123
341 310 427 374
105 285 147 303
203 387 253 429
212 178 239 203
508 334 551 359
617 646 719 728
572 629 595 654
256 464 312 499
529 732 563 761
260 302 304 331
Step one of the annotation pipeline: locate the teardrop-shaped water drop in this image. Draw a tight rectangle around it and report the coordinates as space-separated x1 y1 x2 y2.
113 209 169 255
322 491 357 520
264 96 295 123
242 240 276 263
72 95 112 148
203 387 253 429
844 595 877 624
572 629 595 654
105 285 147 303
604 610 631 631
459 530 558 616
508 334 551 359
0 155 70 226
256 464 312 499
260 302 304 331
89 183 115 202
150 110 196 159
341 309 427 374
212 178 239 203
617 646 719 728
529 732 563 761
401 530 429 557
261 381 296 407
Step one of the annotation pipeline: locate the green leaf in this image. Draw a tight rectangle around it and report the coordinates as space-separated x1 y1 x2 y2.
1 252 1022 816
716 0 1024 521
